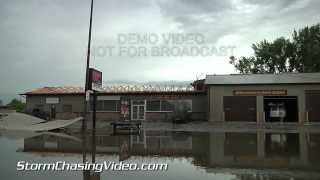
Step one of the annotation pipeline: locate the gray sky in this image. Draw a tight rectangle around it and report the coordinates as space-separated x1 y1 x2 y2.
1 0 320 103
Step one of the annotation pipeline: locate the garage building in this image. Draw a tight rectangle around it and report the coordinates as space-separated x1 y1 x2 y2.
205 73 320 124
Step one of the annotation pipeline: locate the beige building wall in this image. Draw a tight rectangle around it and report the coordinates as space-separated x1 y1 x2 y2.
26 95 84 113
26 94 207 121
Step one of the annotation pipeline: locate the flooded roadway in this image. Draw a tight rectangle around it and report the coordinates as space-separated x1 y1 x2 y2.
1 128 320 180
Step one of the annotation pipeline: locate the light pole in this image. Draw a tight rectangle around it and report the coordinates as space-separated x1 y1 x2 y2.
82 0 94 168
82 0 94 131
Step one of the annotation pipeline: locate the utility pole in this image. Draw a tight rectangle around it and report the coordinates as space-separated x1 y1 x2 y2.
82 0 94 131
82 0 94 167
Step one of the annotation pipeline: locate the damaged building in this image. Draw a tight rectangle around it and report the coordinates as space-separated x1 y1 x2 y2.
22 73 320 124
22 84 207 122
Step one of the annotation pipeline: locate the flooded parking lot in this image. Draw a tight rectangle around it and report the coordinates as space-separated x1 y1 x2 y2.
1 128 320 180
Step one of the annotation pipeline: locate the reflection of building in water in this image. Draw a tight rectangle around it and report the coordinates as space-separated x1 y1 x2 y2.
265 133 300 157
83 170 100 180
205 132 317 171
22 131 320 172
23 131 208 160
129 131 202 157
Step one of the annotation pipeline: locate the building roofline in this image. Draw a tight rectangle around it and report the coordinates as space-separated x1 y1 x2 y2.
21 91 206 96
205 72 320 85
205 82 320 86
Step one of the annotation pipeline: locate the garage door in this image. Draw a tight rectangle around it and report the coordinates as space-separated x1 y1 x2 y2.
264 96 298 123
223 96 256 122
306 91 320 122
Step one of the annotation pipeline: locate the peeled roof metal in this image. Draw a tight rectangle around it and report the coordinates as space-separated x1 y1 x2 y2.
24 84 195 95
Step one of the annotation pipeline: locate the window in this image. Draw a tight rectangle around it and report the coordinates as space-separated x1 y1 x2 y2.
147 100 160 111
96 101 103 111
104 100 117 111
91 100 120 112
62 105 72 112
146 99 191 112
172 100 192 112
132 100 145 105
161 100 174 111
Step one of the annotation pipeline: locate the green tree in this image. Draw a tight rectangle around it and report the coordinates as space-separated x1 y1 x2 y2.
292 24 320 72
7 98 26 112
230 24 320 73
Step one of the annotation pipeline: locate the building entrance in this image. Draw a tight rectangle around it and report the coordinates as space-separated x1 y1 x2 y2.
264 96 298 123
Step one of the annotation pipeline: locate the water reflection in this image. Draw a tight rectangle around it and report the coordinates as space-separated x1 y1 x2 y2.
18 130 320 180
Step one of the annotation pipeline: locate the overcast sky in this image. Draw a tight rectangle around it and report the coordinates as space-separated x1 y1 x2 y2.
1 0 320 103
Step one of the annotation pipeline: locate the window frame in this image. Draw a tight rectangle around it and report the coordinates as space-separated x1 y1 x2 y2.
160 100 175 112
145 99 192 113
146 100 161 112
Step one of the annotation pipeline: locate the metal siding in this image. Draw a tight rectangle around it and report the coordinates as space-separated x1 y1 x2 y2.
205 73 320 85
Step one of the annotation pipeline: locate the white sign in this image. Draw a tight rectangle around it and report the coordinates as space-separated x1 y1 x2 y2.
86 90 93 102
46 97 59 104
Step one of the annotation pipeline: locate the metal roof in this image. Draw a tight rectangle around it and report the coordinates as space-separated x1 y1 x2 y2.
24 87 84 95
205 73 320 85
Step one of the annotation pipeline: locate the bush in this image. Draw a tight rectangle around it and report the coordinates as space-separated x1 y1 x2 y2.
7 99 26 112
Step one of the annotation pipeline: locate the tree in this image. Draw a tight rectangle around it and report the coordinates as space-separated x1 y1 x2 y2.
292 24 320 72
230 24 320 74
229 56 258 74
7 98 26 112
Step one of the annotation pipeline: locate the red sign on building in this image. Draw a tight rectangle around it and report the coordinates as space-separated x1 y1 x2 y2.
88 68 102 90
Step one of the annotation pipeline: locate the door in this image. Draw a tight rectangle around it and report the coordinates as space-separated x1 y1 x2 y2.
131 100 146 120
50 105 56 120
224 96 256 122
306 91 320 122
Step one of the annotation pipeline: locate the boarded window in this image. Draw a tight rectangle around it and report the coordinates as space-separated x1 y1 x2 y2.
147 100 160 111
62 105 72 112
